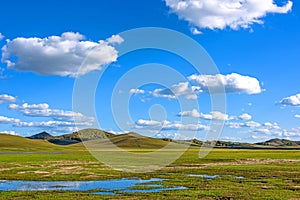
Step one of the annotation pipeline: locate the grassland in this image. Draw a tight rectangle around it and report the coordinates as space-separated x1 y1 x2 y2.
1 134 300 199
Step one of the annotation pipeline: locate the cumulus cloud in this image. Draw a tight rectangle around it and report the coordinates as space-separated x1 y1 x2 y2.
279 94 300 106
188 73 262 94
154 132 192 140
254 127 300 139
15 120 91 128
178 109 201 118
14 121 82 133
165 0 293 30
149 73 261 100
152 82 198 99
9 103 95 123
0 116 20 124
251 135 269 140
106 34 124 44
253 128 271 134
227 122 242 129
135 119 209 131
2 32 123 77
4 103 95 133
0 94 17 104
178 109 231 121
242 121 261 128
263 122 280 129
129 88 145 95
226 120 261 129
295 114 300 118
200 111 231 121
238 113 252 120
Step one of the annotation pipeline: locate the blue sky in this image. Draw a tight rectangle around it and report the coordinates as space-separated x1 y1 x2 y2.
0 0 299 142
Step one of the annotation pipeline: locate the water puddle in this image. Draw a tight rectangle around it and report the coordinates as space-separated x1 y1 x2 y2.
0 178 186 195
188 174 244 180
188 174 219 180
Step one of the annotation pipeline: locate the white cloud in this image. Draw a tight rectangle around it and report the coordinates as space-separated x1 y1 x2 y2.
2 32 123 77
16 120 90 128
9 103 95 123
227 122 242 129
202 111 231 121
1 130 16 135
253 128 271 134
238 113 252 120
279 94 300 106
15 121 83 133
295 114 300 118
188 73 262 94
178 109 231 121
226 120 261 129
129 88 145 95
242 121 261 128
0 33 4 41
149 73 261 100
190 27 202 35
106 34 124 44
251 135 269 140
178 109 201 118
0 94 17 104
154 132 192 140
221 136 242 141
135 119 209 131
0 116 20 124
263 122 280 130
152 82 197 99
165 0 293 30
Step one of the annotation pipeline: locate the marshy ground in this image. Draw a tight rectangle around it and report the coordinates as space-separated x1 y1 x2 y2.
1 146 300 199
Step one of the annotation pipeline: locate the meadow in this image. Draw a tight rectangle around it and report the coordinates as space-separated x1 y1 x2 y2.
1 135 300 199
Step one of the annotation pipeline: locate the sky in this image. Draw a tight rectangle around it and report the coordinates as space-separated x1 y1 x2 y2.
0 0 299 142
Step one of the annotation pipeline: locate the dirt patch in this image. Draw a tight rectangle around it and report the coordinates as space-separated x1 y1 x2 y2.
34 170 50 174
53 166 84 174
41 160 100 168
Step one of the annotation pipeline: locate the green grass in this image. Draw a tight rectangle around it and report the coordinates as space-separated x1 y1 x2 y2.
1 135 300 199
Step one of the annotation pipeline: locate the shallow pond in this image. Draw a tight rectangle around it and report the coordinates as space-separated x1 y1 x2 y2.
0 178 186 195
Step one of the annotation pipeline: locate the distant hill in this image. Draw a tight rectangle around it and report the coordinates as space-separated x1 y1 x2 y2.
255 138 300 147
27 131 53 140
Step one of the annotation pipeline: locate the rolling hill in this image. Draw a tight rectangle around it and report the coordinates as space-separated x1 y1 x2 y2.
2 129 300 151
0 134 62 151
100 132 171 148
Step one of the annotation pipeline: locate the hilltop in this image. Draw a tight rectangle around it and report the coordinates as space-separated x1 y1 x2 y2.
28 129 114 145
28 131 53 140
